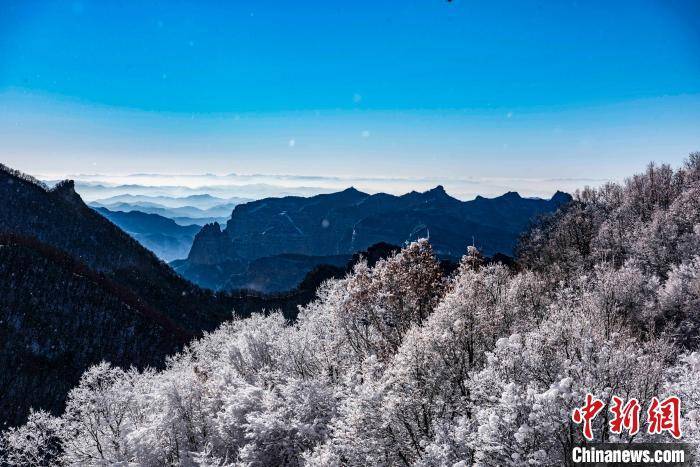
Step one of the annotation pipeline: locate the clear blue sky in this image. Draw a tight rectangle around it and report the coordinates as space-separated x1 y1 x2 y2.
1 0 699 196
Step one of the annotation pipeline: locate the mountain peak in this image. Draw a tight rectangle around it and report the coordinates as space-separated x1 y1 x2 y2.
51 179 76 194
342 186 362 195
331 186 368 202
550 190 572 204
50 179 84 205
500 191 522 200
422 185 457 203
199 221 223 235
187 222 237 265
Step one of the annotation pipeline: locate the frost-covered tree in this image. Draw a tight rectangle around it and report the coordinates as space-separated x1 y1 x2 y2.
657 256 700 347
336 239 446 362
0 410 62 466
59 363 137 464
664 352 700 460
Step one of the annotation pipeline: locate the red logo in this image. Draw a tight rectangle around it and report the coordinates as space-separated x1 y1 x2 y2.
572 393 605 441
572 394 682 440
609 396 641 436
647 396 681 439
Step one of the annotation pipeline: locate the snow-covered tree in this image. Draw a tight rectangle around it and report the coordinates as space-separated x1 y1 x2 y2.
0 410 63 466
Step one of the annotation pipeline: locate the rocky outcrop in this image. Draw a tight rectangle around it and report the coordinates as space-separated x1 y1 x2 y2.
187 222 237 265
50 179 83 206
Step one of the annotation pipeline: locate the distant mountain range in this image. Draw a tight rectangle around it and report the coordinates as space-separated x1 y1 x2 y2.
91 207 226 226
67 179 333 205
88 193 249 261
175 185 571 292
88 197 247 226
94 207 201 261
91 193 249 209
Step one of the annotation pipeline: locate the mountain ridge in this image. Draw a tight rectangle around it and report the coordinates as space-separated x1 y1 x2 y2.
178 185 570 291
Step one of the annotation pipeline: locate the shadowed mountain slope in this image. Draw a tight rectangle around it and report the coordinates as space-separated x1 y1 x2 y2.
0 164 325 427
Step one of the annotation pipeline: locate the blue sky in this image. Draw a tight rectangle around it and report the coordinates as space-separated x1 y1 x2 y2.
1 0 699 197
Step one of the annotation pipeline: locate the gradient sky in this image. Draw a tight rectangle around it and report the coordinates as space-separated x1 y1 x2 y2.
1 0 699 197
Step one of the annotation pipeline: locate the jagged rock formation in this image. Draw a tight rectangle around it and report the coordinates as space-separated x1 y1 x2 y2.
186 222 239 265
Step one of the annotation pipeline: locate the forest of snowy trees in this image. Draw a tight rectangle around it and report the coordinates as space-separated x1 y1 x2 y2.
2 155 700 466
